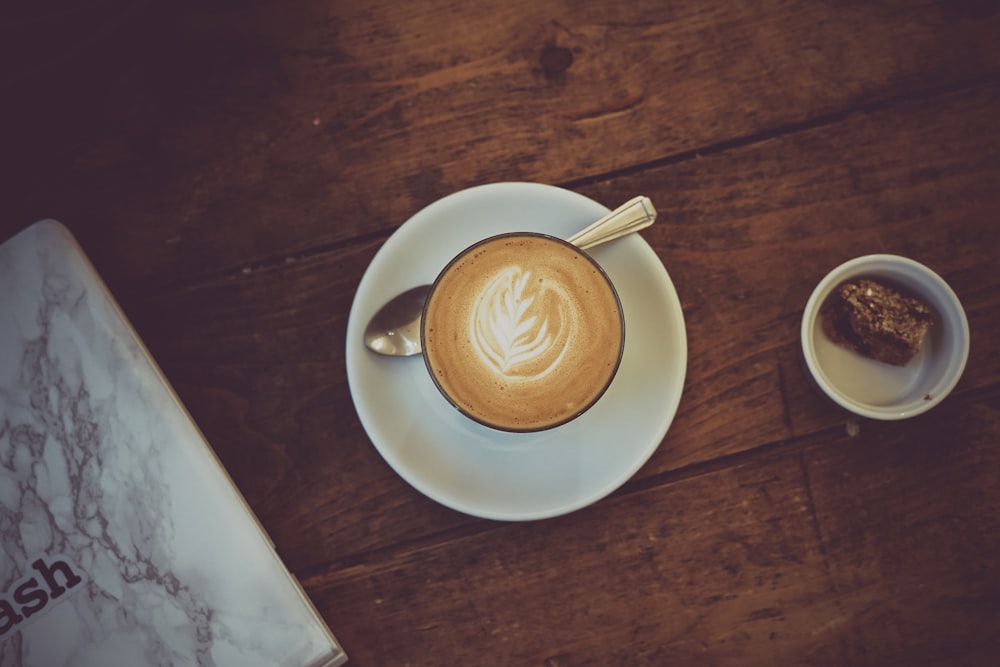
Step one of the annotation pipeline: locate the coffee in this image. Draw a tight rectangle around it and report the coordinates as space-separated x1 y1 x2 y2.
422 233 624 432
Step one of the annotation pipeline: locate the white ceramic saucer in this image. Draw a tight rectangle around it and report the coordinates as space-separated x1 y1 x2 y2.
345 182 687 520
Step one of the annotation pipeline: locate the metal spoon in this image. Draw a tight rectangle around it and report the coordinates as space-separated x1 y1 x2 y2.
363 195 656 356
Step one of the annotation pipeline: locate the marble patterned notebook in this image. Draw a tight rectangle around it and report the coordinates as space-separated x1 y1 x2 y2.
0 221 347 667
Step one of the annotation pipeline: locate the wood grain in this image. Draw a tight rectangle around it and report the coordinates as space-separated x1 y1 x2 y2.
112 82 1000 572
304 395 1000 666
4 0 998 288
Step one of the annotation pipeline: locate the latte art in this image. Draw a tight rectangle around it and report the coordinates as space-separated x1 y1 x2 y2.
471 267 572 379
422 233 624 432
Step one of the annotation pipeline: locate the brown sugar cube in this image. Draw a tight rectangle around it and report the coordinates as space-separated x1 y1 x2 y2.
821 278 934 366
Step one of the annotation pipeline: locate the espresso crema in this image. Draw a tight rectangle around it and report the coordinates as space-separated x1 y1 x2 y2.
422 233 624 431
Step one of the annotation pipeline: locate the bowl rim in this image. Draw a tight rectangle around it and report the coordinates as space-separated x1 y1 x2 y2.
800 254 970 420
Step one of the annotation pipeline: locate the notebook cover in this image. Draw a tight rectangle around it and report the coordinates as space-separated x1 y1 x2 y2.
0 220 347 667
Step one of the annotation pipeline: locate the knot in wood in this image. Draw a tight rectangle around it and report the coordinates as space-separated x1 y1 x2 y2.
540 43 573 80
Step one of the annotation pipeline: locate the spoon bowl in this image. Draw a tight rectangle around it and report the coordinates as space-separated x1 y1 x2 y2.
362 285 431 356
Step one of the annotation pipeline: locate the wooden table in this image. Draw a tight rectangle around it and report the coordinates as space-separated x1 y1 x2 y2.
4 1 1000 664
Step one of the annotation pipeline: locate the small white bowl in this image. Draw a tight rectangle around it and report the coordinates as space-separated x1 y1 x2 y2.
801 254 969 420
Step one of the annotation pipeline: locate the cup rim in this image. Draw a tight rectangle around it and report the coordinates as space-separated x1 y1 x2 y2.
421 231 626 433
800 253 970 420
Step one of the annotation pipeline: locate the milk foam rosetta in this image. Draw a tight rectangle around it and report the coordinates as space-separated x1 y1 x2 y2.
470 266 572 380
422 233 624 432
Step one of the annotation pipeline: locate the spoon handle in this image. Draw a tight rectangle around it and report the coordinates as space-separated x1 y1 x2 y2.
567 196 657 250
